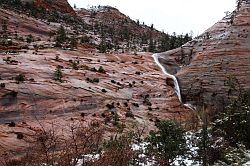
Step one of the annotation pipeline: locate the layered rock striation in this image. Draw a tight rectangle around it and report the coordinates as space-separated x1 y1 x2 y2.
0 7 197 152
157 1 250 112
34 0 75 15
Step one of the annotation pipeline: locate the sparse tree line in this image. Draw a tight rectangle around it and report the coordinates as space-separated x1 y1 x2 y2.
0 0 86 29
0 0 192 54
0 18 39 47
50 22 192 54
236 0 250 11
90 20 192 53
1 0 246 54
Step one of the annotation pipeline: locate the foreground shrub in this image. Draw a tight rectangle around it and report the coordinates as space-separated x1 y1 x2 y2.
212 91 250 148
146 120 186 165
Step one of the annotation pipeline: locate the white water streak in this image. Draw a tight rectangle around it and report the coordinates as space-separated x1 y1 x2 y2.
152 53 182 103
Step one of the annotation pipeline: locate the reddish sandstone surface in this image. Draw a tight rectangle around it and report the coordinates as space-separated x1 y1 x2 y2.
0 48 196 152
35 0 75 15
157 2 250 113
0 7 196 152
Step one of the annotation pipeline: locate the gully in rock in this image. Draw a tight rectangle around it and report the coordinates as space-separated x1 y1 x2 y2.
152 53 196 111
152 53 182 102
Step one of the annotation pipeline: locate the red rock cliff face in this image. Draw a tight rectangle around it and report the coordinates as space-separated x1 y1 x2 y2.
35 0 75 15
158 1 250 113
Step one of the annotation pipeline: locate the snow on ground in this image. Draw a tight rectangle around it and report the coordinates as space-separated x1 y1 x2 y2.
74 131 249 165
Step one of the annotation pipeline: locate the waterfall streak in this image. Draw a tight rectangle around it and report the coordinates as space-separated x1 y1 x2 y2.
152 53 182 103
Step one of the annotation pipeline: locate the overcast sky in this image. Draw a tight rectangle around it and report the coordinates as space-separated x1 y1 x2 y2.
68 0 236 36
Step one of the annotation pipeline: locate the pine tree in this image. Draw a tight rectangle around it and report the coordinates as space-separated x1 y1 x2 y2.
236 0 242 11
54 66 63 82
70 35 78 49
159 33 170 52
146 120 186 165
148 38 155 53
2 20 7 33
56 25 67 46
150 24 154 29
99 41 107 53
198 108 209 166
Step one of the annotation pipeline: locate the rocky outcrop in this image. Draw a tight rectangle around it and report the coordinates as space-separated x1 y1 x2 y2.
35 0 75 15
158 1 250 112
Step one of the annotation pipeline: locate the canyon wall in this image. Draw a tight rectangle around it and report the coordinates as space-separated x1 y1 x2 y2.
158 2 250 113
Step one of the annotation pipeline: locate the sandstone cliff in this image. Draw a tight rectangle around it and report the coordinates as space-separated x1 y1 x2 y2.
34 0 75 15
158 1 250 113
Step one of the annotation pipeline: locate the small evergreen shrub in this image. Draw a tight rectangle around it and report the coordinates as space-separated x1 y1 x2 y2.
15 74 25 82
16 132 24 139
125 111 134 118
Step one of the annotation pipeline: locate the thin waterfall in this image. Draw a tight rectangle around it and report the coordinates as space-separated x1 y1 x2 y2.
152 53 196 111
152 53 182 103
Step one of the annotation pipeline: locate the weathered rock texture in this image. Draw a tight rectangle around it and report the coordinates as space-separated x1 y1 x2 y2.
158 1 250 113
35 0 75 15
0 8 197 152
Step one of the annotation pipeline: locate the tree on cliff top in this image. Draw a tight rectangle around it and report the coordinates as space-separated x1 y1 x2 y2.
236 0 243 11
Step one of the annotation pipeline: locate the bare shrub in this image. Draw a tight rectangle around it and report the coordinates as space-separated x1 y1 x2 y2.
1 122 103 166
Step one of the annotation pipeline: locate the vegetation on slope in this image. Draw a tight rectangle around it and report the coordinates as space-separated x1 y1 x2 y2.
0 0 192 53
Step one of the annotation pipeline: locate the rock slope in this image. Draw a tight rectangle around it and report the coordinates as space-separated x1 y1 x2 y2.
0 8 196 152
158 1 250 113
35 0 75 15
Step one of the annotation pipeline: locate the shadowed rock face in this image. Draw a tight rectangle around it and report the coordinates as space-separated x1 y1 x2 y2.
158 53 181 75
159 2 250 112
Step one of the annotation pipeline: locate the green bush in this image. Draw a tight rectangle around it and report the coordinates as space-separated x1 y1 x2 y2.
90 67 97 72
106 103 115 110
70 35 78 49
26 34 33 43
80 36 90 43
93 78 100 83
125 111 134 118
55 55 59 61
193 91 250 165
146 120 186 164
55 25 67 45
54 66 63 82
15 74 25 82
86 77 99 83
212 91 250 148
8 122 16 127
98 41 107 53
80 113 85 117
71 61 79 70
0 83 5 88
16 132 24 139
98 66 106 73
